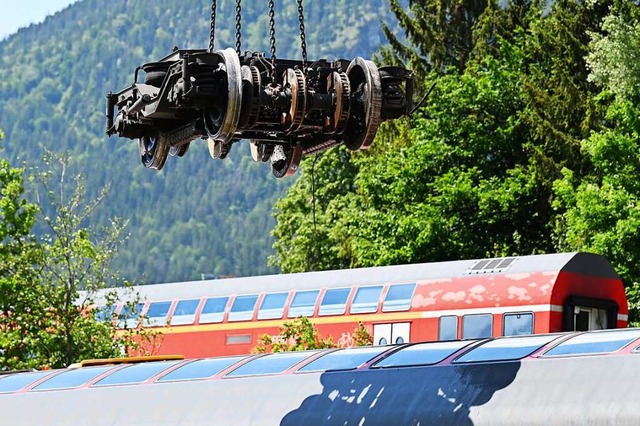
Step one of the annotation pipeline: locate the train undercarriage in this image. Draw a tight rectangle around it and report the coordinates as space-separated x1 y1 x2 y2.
106 47 414 177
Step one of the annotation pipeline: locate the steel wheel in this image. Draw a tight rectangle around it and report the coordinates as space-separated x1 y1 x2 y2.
139 133 169 170
343 58 382 151
203 48 242 158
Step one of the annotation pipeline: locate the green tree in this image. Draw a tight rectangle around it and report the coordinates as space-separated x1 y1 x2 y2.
381 0 492 75
254 317 337 352
0 130 44 371
254 317 373 352
0 141 154 370
30 151 157 367
554 6 640 324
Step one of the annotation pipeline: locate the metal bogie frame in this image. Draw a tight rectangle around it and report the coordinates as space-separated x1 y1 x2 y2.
106 47 414 177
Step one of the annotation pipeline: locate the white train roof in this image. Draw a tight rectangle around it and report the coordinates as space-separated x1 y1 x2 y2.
96 252 618 303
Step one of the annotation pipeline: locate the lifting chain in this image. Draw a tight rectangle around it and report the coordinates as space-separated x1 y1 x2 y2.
297 0 308 72
268 0 277 75
235 0 242 55
208 0 217 53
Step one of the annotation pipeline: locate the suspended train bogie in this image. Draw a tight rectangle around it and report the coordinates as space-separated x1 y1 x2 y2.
106 48 414 177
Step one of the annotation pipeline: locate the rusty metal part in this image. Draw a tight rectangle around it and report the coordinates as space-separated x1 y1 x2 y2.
302 138 340 156
343 57 382 151
327 71 350 134
282 68 306 132
139 134 169 170
239 65 261 129
271 144 302 178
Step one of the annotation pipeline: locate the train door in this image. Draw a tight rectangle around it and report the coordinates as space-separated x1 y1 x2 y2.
373 323 410 345
564 296 618 331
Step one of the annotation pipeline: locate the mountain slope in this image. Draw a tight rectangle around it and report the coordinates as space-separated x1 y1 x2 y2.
0 0 397 283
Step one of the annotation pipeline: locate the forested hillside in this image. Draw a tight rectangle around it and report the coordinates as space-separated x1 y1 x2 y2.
0 0 398 283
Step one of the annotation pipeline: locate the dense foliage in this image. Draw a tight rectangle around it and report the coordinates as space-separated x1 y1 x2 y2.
254 317 372 352
0 0 398 284
0 134 150 370
272 1 640 323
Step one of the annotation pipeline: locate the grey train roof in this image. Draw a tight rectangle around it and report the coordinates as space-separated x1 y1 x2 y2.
104 252 618 302
0 328 639 425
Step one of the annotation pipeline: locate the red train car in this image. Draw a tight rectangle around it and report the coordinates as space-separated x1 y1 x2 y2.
98 252 628 358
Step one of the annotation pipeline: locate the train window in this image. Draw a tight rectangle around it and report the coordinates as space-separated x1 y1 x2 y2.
439 316 458 340
94 305 116 322
226 334 252 345
382 283 416 312
170 299 200 325
226 352 317 377
454 334 559 363
372 341 472 368
145 301 172 327
298 347 389 373
32 366 114 391
350 286 383 314
318 288 351 316
462 314 493 339
199 297 229 324
288 290 319 318
157 356 248 382
318 288 351 315
118 302 144 329
543 329 640 357
258 292 289 320
93 361 182 386
0 371 53 393
228 295 259 322
503 312 534 336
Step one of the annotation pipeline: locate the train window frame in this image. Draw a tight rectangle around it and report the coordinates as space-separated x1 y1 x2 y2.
92 360 182 387
372 340 474 369
31 365 115 391
462 314 493 339
225 334 252 345
170 298 201 326
199 296 230 324
157 356 248 383
228 294 259 322
541 329 640 357
382 283 416 313
439 315 458 341
288 290 320 318
453 334 561 364
502 312 534 336
318 287 352 316
257 292 289 320
145 301 172 327
297 347 390 373
117 302 145 329
94 304 117 323
0 371 55 394
350 285 383 314
225 351 319 377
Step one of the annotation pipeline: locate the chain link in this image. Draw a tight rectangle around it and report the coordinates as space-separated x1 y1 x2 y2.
297 0 307 72
208 0 217 53
235 0 242 55
268 0 277 74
